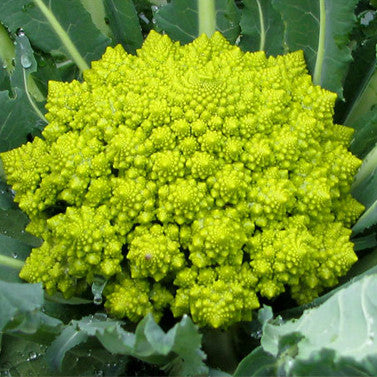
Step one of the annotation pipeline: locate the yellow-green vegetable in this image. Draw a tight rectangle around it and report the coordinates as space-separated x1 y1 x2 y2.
1 31 364 328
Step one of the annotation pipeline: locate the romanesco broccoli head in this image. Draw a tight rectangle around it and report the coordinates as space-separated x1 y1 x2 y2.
1 31 364 328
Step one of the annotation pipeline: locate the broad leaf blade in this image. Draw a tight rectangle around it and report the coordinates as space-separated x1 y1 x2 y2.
45 326 89 371
0 0 111 64
271 0 359 99
47 313 207 376
0 281 62 337
154 0 241 44
104 0 143 54
262 274 377 361
233 346 276 377
239 0 284 55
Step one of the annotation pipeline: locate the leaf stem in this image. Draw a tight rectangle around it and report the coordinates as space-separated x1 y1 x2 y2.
198 0 216 38
0 254 25 270
33 0 90 72
313 0 326 86
23 68 48 123
256 0 265 51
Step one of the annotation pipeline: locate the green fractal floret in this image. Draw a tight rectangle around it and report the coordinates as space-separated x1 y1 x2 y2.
1 31 364 328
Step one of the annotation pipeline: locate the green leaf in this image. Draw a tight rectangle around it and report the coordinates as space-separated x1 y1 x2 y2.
0 23 15 73
233 346 277 377
0 180 16 210
350 108 377 159
0 32 46 152
79 0 112 38
0 336 51 377
0 334 128 377
0 0 111 67
353 199 377 234
336 10 377 125
0 281 62 338
271 0 359 99
103 0 143 54
262 273 377 362
352 233 377 251
0 208 41 246
239 0 284 55
0 234 30 283
290 349 377 376
154 0 241 44
46 326 90 371
47 313 207 376
0 88 44 152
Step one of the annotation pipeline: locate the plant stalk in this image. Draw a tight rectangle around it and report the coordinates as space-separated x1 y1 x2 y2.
256 0 266 51
33 0 90 72
198 0 216 38
0 254 25 270
313 0 326 86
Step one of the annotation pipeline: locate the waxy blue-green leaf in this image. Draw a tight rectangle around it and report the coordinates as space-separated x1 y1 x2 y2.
0 33 46 153
154 0 241 44
0 0 110 66
239 0 284 55
262 274 377 362
0 281 62 342
104 0 143 54
271 0 359 99
47 313 207 376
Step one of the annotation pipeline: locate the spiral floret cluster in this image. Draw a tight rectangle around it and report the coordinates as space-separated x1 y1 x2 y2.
1 31 364 328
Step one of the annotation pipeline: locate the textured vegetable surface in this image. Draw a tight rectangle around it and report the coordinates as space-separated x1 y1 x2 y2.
1 30 364 328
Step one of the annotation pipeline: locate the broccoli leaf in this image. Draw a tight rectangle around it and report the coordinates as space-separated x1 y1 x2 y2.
0 0 110 66
103 0 143 54
0 234 32 283
154 0 241 44
262 274 377 362
46 313 207 376
0 31 46 153
336 10 377 125
350 109 377 159
0 281 62 343
235 341 377 376
236 275 377 375
0 335 128 377
233 346 277 376
239 0 284 55
271 0 359 99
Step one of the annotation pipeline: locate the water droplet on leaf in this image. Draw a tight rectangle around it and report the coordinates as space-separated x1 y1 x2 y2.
21 54 32 68
93 294 102 305
151 5 159 12
12 252 18 259
28 351 38 361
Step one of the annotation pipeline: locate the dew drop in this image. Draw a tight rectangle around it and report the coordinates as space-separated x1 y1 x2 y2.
2 64 6 69
139 12 150 24
21 54 32 68
251 329 262 339
12 252 18 259
152 18 157 25
16 28 25 36
94 370 104 377
27 351 38 361
151 5 159 12
93 294 102 305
